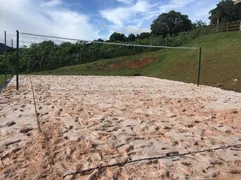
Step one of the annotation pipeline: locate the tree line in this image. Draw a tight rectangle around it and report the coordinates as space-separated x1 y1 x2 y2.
0 0 240 73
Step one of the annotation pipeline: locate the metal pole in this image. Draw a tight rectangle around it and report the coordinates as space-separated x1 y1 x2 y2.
4 31 7 82
11 39 14 77
197 47 202 86
16 30 19 90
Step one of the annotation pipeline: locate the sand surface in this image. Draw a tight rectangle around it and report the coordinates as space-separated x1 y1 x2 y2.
1 75 241 180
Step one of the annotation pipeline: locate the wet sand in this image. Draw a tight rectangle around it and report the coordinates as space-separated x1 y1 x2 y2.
1 75 241 180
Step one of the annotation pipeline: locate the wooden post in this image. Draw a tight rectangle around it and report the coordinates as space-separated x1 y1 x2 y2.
216 17 219 32
226 22 229 32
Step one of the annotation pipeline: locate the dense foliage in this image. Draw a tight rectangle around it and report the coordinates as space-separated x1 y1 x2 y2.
0 25 210 73
109 32 126 42
209 0 241 24
1 26 210 73
18 41 138 72
151 11 192 37
0 49 15 74
127 33 136 42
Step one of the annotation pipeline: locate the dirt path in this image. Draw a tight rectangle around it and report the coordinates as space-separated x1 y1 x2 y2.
1 75 241 180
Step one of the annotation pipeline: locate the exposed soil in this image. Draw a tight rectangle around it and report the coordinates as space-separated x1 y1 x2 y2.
108 58 155 70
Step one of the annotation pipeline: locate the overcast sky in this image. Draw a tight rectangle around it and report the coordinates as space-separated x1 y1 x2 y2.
1 0 221 41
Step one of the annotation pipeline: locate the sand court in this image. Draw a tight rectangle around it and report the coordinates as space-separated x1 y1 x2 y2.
1 75 241 179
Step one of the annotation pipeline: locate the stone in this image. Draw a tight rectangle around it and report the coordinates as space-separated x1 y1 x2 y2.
118 156 128 164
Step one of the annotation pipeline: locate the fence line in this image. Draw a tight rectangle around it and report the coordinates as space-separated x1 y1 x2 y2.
204 20 241 34
21 32 199 50
0 31 16 88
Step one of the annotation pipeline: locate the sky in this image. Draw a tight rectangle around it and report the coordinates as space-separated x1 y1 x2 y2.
0 0 221 41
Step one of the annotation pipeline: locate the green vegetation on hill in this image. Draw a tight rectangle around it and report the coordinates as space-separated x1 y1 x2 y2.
0 10 209 74
0 74 11 86
0 75 6 86
43 31 241 91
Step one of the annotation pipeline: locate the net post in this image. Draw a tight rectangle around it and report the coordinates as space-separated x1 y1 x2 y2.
16 30 19 90
4 31 7 83
197 47 202 86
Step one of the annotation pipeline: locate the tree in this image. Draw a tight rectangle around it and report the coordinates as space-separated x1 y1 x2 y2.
139 32 150 39
95 38 104 42
127 33 136 41
209 0 241 25
192 20 207 29
109 32 126 42
151 11 192 37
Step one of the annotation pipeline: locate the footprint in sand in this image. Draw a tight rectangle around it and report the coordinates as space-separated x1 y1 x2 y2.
20 127 33 134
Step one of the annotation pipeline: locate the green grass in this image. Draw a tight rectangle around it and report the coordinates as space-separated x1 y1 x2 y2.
0 74 11 86
42 31 241 91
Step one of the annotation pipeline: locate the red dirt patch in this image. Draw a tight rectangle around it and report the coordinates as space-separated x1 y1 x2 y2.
108 58 155 70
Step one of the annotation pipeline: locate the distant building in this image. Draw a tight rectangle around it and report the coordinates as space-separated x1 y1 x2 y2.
234 1 241 30
235 0 241 7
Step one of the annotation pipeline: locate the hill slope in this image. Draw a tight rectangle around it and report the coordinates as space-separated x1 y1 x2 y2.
44 31 241 91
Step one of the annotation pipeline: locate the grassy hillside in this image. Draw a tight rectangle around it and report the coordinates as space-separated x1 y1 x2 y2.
0 75 6 86
0 74 11 86
43 31 241 91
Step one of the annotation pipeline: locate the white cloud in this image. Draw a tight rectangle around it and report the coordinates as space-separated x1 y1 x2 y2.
0 0 221 42
124 25 150 34
116 0 134 4
145 0 196 20
100 0 219 36
153 0 219 23
108 24 149 35
100 0 152 27
100 0 200 35
159 0 195 12
188 1 218 23
40 0 63 8
0 0 100 41
100 0 196 28
100 8 130 27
